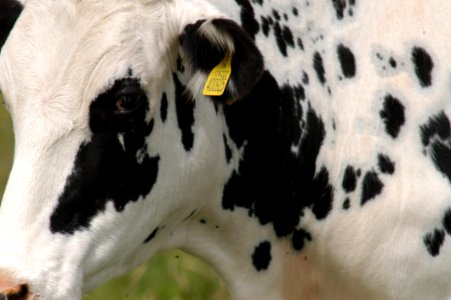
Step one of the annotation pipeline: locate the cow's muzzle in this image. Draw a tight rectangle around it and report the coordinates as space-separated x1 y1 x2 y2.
0 278 30 300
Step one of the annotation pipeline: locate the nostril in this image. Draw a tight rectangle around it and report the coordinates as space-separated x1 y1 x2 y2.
0 284 29 300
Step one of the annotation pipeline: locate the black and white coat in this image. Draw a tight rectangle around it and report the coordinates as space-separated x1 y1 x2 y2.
0 0 450 299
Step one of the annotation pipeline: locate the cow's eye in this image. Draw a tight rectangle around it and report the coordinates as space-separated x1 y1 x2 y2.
114 86 145 113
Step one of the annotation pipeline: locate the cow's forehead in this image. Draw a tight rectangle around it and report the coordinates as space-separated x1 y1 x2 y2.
0 0 165 117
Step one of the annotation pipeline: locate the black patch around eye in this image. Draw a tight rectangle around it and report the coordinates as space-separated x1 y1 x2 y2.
50 134 160 234
50 77 160 234
90 78 148 133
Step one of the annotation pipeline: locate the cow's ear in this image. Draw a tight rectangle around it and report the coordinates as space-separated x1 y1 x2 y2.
179 18 264 103
0 0 23 51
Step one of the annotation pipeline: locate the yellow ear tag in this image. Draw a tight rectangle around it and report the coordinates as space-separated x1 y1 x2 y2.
203 52 232 96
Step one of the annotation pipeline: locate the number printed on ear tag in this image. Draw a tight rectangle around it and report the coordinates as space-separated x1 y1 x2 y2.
203 52 232 96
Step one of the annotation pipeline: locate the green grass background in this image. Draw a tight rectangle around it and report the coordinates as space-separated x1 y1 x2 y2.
0 95 231 300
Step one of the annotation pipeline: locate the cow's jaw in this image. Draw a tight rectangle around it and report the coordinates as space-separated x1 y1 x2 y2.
0 0 175 298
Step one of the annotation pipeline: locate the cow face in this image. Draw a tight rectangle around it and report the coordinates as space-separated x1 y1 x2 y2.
0 0 263 299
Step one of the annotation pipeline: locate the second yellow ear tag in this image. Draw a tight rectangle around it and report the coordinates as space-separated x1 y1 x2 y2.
203 52 232 96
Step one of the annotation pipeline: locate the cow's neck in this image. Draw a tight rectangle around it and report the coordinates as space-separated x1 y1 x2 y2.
176 71 332 299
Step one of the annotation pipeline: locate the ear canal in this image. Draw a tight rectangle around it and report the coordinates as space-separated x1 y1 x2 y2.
0 0 23 51
179 18 264 103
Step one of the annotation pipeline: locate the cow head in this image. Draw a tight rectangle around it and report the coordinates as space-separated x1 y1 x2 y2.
0 0 263 299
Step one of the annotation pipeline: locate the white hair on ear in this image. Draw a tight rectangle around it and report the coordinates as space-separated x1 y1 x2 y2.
198 19 235 53
185 71 207 100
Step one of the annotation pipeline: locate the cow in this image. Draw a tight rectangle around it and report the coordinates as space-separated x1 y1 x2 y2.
1 0 451 299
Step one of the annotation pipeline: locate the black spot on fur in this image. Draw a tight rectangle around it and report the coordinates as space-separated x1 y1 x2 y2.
272 9 281 21
361 171 384 205
173 75 195 151
160 93 168 123
331 0 356 19
424 229 445 256
272 22 295 56
224 134 232 163
420 112 451 147
50 77 160 234
343 198 351 210
261 16 271 36
389 57 397 68
292 229 312 251
313 52 326 85
430 141 451 182
144 227 159 243
342 166 357 193
234 0 260 39
295 85 306 102
283 26 295 48
420 112 451 183
302 71 309 84
380 94 405 138
0 0 23 50
297 38 305 51
273 22 287 56
331 0 346 19
378 154 395 175
412 47 433 88
252 241 272 271
337 44 356 78
443 209 451 236
311 167 334 220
